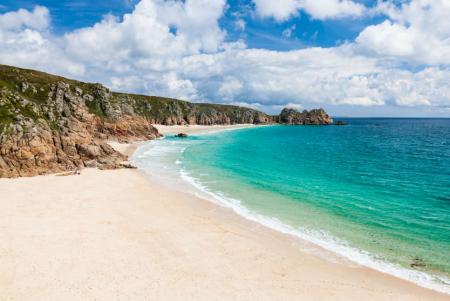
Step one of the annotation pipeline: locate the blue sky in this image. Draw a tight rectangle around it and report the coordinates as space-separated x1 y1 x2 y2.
0 0 139 32
222 0 386 50
0 0 449 117
1 0 384 49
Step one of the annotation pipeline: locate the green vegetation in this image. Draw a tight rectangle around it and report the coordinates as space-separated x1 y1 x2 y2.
85 99 106 117
0 105 14 125
0 64 270 130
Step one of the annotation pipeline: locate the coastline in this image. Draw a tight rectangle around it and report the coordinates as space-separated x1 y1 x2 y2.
0 125 449 300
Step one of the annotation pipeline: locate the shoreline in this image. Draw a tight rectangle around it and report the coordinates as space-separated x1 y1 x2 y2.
0 125 449 300
133 125 450 296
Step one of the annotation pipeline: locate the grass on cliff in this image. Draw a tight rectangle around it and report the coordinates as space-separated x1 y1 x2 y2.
111 92 263 121
0 64 267 124
0 106 14 125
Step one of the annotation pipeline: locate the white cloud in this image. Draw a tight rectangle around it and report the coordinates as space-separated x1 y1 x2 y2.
285 103 303 110
218 77 244 100
0 6 50 31
301 0 365 20
339 96 383 106
64 0 227 68
373 67 450 107
0 0 450 116
0 6 84 76
253 0 365 21
356 0 450 65
253 0 301 21
163 72 199 100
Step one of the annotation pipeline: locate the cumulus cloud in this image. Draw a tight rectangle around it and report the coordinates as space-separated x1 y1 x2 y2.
284 103 303 110
0 6 50 31
252 0 302 21
0 0 449 115
0 6 84 75
64 0 227 69
356 0 450 65
253 0 365 21
301 0 365 20
218 77 244 100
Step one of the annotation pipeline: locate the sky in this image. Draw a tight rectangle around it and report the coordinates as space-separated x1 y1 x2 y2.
0 0 449 117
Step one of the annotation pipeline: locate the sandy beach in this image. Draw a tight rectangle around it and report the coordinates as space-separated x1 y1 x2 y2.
1 127 449 301
153 124 257 135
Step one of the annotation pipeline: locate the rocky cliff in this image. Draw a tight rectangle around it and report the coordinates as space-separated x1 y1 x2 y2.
0 68 163 177
276 108 333 125
0 65 333 178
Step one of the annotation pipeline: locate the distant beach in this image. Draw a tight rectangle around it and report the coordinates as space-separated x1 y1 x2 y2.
1 124 449 300
153 124 258 135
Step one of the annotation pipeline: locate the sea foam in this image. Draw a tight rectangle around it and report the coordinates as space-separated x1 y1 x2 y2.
178 168 450 295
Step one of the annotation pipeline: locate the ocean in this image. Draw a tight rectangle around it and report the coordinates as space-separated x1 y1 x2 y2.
132 119 450 294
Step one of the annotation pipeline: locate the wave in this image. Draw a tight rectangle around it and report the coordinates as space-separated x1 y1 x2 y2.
179 168 450 295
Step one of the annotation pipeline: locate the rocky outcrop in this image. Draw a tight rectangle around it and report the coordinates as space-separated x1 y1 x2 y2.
276 108 333 125
0 67 160 178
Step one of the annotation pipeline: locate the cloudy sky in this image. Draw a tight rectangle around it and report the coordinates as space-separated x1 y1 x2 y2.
0 0 449 116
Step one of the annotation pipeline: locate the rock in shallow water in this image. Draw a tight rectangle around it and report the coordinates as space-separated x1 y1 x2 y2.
334 120 349 126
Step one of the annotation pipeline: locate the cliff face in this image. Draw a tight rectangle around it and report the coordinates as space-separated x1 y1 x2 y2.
103 92 273 126
0 66 162 177
276 108 333 125
0 65 334 178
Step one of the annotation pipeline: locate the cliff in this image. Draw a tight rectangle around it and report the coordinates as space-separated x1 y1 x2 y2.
0 67 163 177
0 65 332 178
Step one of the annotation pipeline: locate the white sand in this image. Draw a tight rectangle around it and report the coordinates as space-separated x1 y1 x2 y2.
0 126 449 301
154 124 256 135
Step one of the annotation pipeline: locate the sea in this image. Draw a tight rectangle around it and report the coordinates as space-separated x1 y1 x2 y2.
132 118 450 294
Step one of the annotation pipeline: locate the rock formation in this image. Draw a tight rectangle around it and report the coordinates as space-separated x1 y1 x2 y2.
0 66 161 177
276 108 333 125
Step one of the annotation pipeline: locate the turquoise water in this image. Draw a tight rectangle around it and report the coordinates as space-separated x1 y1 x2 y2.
133 119 450 293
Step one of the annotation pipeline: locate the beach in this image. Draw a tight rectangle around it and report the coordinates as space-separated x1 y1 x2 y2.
1 127 449 301
153 124 257 135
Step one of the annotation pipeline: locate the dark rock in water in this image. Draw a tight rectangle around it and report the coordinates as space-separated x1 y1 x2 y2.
334 120 348 126
175 133 188 138
275 108 333 125
410 257 426 268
